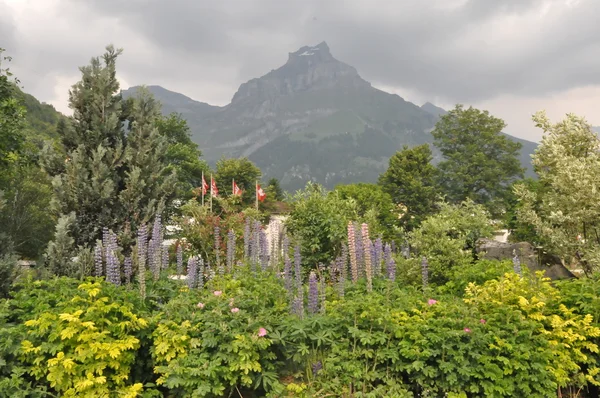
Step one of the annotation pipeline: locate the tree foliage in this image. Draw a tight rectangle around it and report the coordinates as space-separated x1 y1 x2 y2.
42 46 176 257
214 157 261 206
515 111 600 274
432 105 524 216
378 144 440 230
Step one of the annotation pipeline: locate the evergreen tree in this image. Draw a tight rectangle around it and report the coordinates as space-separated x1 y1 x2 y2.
43 46 176 269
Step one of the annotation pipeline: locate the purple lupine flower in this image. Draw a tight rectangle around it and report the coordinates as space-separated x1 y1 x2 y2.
137 224 148 299
294 245 302 286
197 256 205 288
152 215 163 274
334 255 345 297
384 243 395 282
318 264 326 314
252 220 261 270
259 229 268 271
374 237 383 276
187 256 197 289
94 242 103 277
361 224 372 292
340 242 348 283
369 240 377 277
244 217 251 261
226 229 235 273
124 256 133 284
421 256 429 289
214 225 221 270
292 294 304 318
311 361 323 376
283 234 292 295
512 249 522 276
106 247 121 286
308 271 319 315
176 243 183 275
354 222 364 278
347 223 358 282
102 227 109 261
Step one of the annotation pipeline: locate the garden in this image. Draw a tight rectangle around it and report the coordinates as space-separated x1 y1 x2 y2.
2 46 600 397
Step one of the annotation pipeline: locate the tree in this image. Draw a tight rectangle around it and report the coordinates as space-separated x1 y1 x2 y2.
515 111 600 274
214 157 262 206
156 113 209 199
378 144 440 230
43 46 176 258
334 183 398 241
0 48 25 168
432 105 524 216
266 177 284 201
286 183 359 267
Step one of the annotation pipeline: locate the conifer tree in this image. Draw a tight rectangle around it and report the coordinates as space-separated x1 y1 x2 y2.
43 45 175 272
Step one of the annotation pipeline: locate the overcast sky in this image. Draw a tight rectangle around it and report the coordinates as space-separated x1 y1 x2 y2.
2 0 600 142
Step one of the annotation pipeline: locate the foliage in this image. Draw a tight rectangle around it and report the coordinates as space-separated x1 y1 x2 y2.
214 156 262 207
378 144 440 230
178 197 261 263
515 111 600 274
44 213 77 277
152 271 289 397
409 200 495 285
42 46 176 260
285 183 358 267
335 182 399 242
432 105 524 217
266 177 284 201
0 48 25 168
156 113 209 200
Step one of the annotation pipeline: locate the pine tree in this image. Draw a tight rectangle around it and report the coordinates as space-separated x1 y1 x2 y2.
43 45 176 275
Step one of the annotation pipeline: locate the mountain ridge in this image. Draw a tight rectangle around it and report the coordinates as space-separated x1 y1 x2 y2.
123 42 538 189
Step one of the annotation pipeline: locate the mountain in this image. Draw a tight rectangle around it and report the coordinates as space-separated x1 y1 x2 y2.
123 42 537 190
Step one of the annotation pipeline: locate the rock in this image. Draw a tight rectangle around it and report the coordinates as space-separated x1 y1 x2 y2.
476 239 576 280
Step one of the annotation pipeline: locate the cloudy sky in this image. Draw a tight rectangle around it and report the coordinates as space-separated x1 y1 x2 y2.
2 0 599 142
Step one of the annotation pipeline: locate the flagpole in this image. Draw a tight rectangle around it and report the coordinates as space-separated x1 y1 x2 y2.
210 174 213 212
255 180 258 211
201 171 205 207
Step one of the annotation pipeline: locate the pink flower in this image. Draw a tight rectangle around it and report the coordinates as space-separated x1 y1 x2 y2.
480 319 486 324
258 327 267 337
197 302 205 309
464 328 472 333
231 307 239 313
213 290 222 296
427 299 437 306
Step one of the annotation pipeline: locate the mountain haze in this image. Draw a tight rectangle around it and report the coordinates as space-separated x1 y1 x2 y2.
123 42 538 189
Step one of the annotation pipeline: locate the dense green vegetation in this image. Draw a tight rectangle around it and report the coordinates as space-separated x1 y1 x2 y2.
2 44 600 397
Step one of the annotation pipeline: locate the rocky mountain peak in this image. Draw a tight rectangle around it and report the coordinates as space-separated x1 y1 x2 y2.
231 42 369 105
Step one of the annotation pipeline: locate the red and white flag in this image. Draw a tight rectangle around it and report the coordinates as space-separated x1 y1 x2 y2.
201 174 209 196
211 176 219 197
256 183 266 202
232 180 243 196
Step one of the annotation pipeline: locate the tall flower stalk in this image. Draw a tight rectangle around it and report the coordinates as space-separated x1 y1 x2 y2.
214 225 222 274
347 222 358 282
361 223 372 292
259 229 268 271
512 249 522 276
244 217 251 261
227 229 236 273
308 271 319 315
283 234 292 296
187 256 197 289
421 256 429 290
137 224 148 299
374 237 383 276
355 222 364 277
197 257 205 288
94 242 103 277
152 215 163 277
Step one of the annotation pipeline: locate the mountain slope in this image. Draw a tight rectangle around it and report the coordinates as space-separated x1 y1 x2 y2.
125 42 537 190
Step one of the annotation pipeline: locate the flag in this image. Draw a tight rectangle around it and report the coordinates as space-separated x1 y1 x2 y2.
211 176 218 197
256 183 266 202
201 174 209 196
232 180 242 196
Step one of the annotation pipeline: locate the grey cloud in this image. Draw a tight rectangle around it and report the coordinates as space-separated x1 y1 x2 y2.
6 0 600 107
